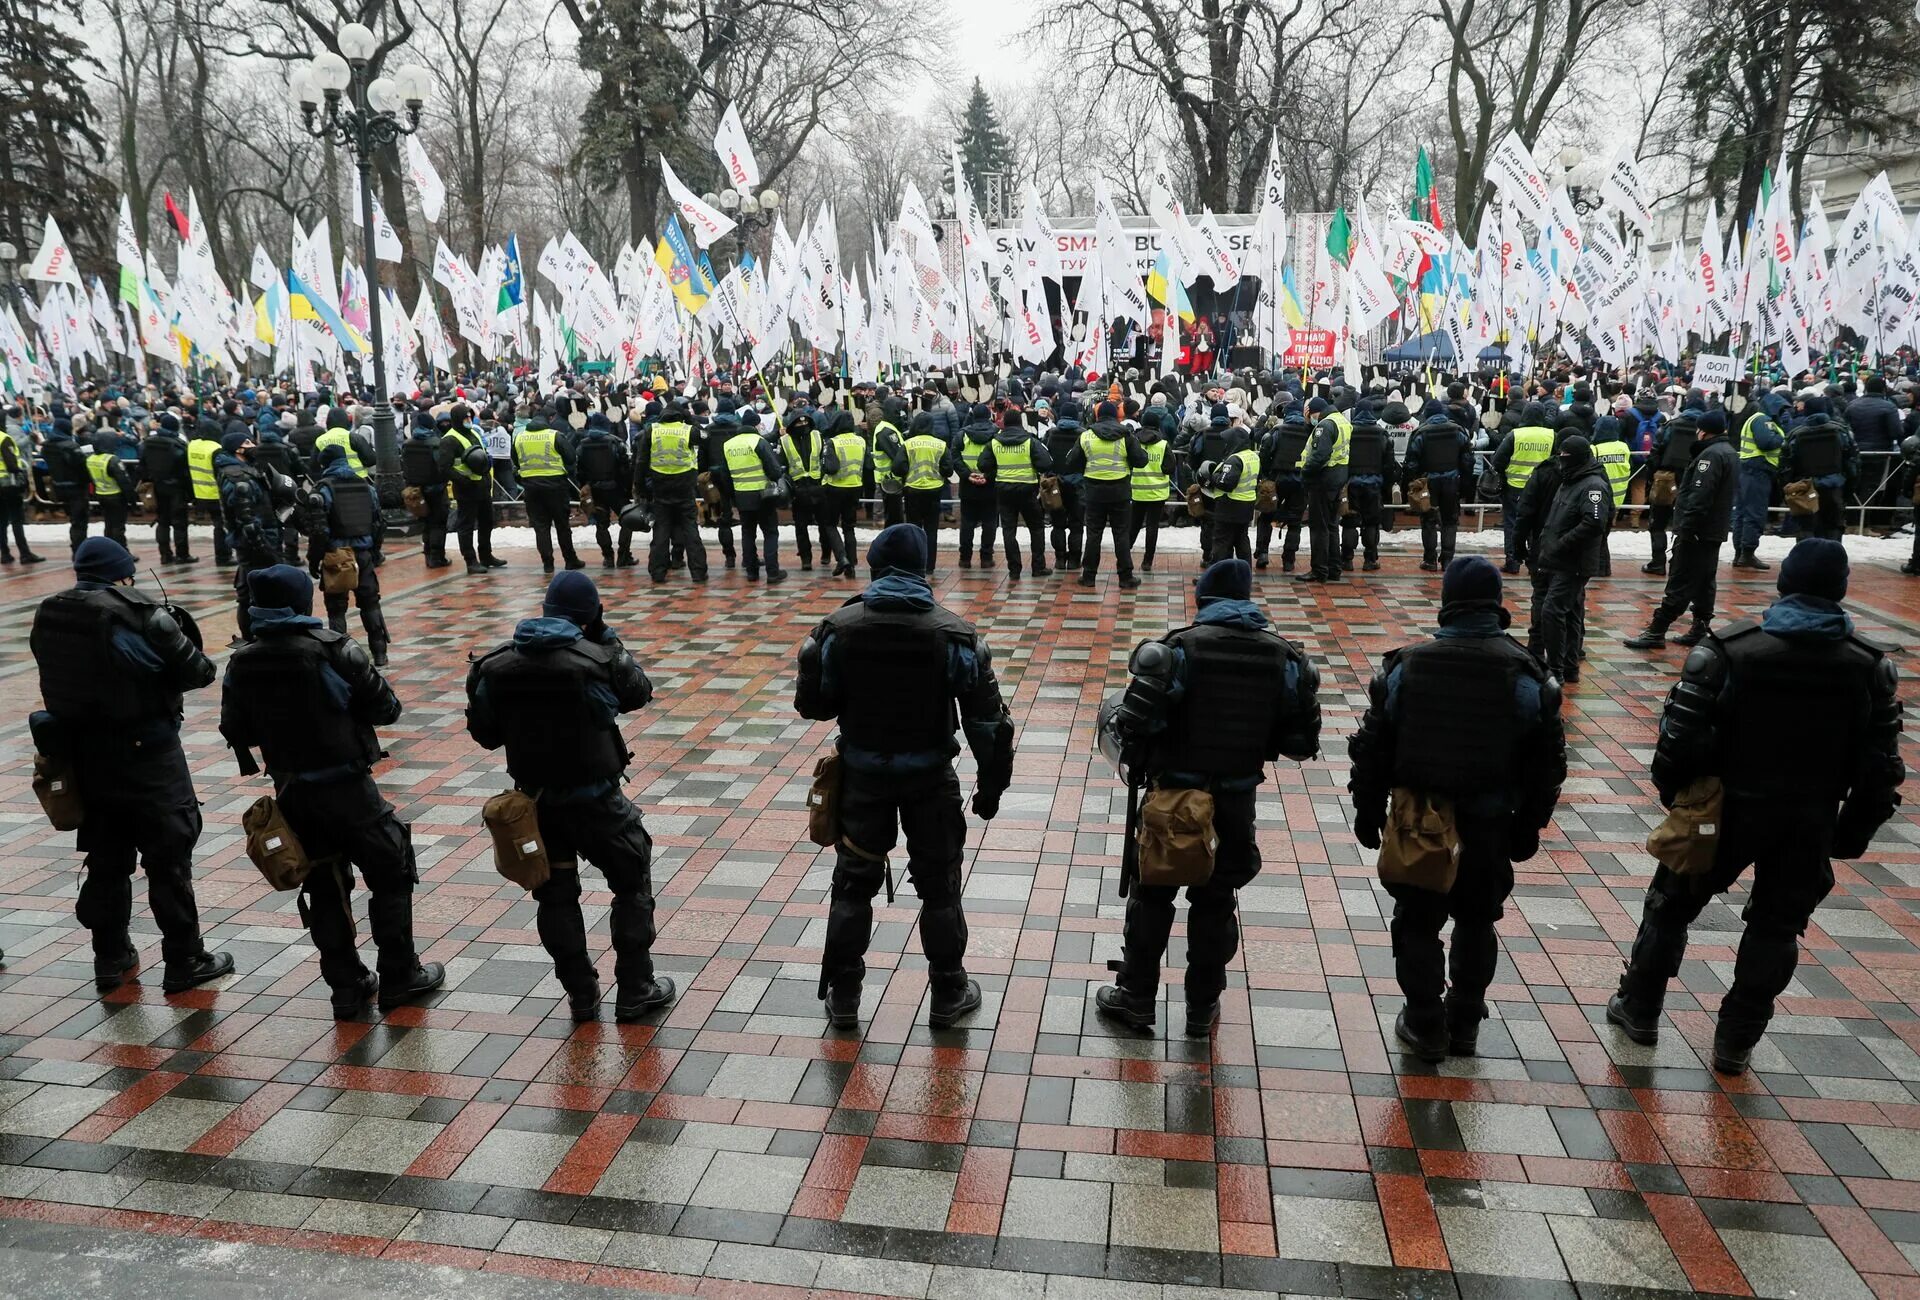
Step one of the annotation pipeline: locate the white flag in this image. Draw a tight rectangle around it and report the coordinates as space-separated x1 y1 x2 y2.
712 102 761 191
1485 134 1552 228
1600 147 1653 236
26 216 81 287
405 135 446 224
1147 151 1205 270
249 244 278 293
660 156 736 248
369 191 404 263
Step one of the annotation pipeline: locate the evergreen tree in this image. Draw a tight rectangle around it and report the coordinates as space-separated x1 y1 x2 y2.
955 79 1012 217
0 0 110 273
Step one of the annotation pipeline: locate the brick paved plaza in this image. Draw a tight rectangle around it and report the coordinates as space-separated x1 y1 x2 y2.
2 532 1919 1299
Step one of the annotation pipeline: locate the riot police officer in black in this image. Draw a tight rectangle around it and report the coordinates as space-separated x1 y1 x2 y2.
216 431 295 643
402 414 452 568
466 572 674 1023
1340 402 1393 571
1094 559 1321 1035
1255 408 1310 571
303 444 390 666
1401 408 1476 572
795 524 1014 1031
1624 409 1737 650
1608 540 1905 1074
139 412 196 565
221 565 443 1018
1348 557 1567 1060
29 538 233 992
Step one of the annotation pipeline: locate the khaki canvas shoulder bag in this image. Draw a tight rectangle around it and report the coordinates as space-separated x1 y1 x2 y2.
484 790 552 890
1650 469 1677 507
32 753 84 831
1376 787 1462 893
243 795 312 890
1137 787 1217 888
807 753 842 848
1406 476 1431 513
1784 478 1819 515
1646 776 1724 876
321 546 360 594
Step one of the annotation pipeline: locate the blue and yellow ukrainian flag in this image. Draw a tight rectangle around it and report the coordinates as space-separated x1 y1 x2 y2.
655 216 708 313
1146 249 1194 324
286 269 365 353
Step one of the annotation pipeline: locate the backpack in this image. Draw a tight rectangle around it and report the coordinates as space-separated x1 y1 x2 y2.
1633 410 1661 449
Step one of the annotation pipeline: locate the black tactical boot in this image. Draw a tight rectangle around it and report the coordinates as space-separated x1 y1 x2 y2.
1445 994 1487 1057
1394 1006 1449 1063
1640 560 1666 575
1605 989 1662 1046
377 960 446 1011
1094 983 1156 1029
1184 1000 1220 1038
569 981 601 1024
1670 620 1711 647
1711 1027 1754 1075
615 975 676 1022
928 978 983 1028
824 985 860 1030
162 950 235 993
94 947 138 990
1622 623 1669 650
332 972 379 1020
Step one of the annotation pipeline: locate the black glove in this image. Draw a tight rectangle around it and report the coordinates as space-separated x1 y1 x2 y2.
1354 815 1382 851
1832 818 1874 861
971 788 1001 821
1509 824 1540 862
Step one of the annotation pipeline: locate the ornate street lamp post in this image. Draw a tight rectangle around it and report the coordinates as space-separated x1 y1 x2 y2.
289 24 431 516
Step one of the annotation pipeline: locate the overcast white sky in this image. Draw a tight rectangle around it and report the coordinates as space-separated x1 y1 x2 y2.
949 0 1039 86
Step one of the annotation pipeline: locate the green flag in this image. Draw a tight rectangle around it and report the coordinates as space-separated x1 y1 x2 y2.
1410 146 1436 224
1326 207 1352 266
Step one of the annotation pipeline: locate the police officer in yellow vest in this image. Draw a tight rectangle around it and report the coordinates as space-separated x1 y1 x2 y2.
870 399 908 528
1591 417 1633 514
780 411 836 573
1297 396 1350 584
1128 403 1173 572
632 401 706 582
187 419 233 566
1202 426 1261 563
897 412 955 571
1064 400 1146 588
976 407 1056 581
440 404 505 576
816 409 867 578
1493 406 1557 574
953 407 1000 570
314 409 374 479
514 405 584 574
85 437 137 551
1731 403 1785 570
715 409 788 583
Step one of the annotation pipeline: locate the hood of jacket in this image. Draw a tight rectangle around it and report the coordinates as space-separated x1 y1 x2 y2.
511 616 586 649
859 572 936 611
248 606 325 632
1193 599 1269 628
961 419 996 444
1760 593 1853 639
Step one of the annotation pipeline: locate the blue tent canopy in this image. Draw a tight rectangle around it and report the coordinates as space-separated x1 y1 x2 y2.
1381 330 1455 366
